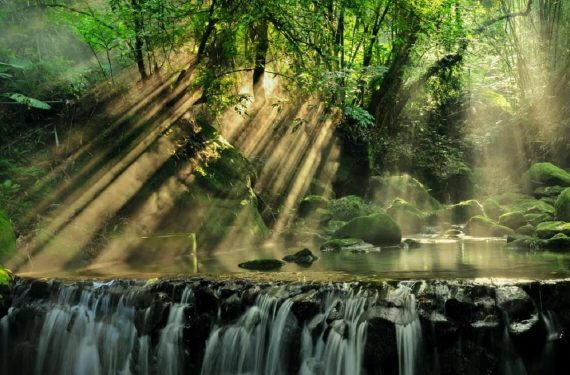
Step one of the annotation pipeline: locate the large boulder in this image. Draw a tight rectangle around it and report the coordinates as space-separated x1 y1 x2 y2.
0 211 16 261
498 211 527 230
367 174 440 211
535 221 570 239
465 216 514 237
543 233 570 251
482 198 506 221
523 162 570 189
386 198 425 234
555 187 570 221
333 213 401 246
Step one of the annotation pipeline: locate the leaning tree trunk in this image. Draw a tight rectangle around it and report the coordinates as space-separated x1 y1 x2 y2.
131 0 148 81
253 19 269 102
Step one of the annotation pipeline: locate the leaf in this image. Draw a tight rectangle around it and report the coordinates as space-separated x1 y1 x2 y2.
4 93 52 110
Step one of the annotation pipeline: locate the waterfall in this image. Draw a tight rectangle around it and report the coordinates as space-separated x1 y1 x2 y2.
298 287 370 375
393 286 422 375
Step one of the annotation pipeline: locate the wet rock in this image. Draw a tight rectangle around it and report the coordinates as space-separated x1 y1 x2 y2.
28 280 51 299
496 286 534 321
364 316 398 374
327 195 377 222
220 293 243 322
333 212 401 247
401 238 421 249
306 313 326 333
508 313 547 358
291 293 321 322
194 286 219 315
445 298 475 325
282 248 318 266
319 238 362 252
238 259 285 271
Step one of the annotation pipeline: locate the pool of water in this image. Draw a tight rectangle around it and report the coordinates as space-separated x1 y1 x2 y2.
27 236 570 280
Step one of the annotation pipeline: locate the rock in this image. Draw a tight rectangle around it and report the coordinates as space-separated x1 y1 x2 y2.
516 224 535 236
386 198 425 234
364 317 398 373
434 200 486 224
524 212 554 226
534 186 565 199
496 286 534 320
555 187 570 221
320 238 362 252
282 248 318 265
498 211 528 230
464 216 514 237
220 293 243 322
535 221 570 239
238 259 285 271
28 280 51 299
333 213 401 247
506 235 545 250
508 196 556 217
483 198 506 221
291 292 321 322
543 233 570 251
367 174 441 211
508 314 547 358
523 162 570 189
401 238 421 249
0 211 16 261
327 195 377 221
298 195 329 217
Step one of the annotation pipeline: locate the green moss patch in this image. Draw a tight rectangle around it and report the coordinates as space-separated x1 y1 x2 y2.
333 213 401 246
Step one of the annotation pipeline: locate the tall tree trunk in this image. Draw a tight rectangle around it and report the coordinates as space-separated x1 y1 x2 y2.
131 0 148 81
253 19 269 102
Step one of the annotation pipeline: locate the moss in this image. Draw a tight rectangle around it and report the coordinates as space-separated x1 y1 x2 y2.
333 213 401 246
0 266 12 285
516 224 535 236
483 198 506 221
523 162 570 189
298 195 330 217
554 187 570 221
498 211 527 230
506 236 546 250
533 186 565 199
367 174 441 211
464 216 514 237
238 259 284 271
524 212 554 226
535 221 570 239
0 211 16 262
509 197 555 216
320 238 363 252
386 198 425 234
327 195 377 222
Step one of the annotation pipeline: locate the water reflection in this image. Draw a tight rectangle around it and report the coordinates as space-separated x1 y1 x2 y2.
18 237 570 280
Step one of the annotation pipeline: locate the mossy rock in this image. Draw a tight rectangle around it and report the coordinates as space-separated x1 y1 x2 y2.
483 198 506 221
516 224 535 236
506 235 545 250
535 221 570 239
367 174 440 211
543 233 570 251
0 211 16 262
509 197 555 217
464 216 514 237
524 213 554 226
320 238 363 252
238 259 284 271
533 186 565 199
333 213 401 246
195 139 257 200
323 220 347 236
498 211 527 230
327 195 377 222
298 195 330 217
523 162 570 189
433 200 486 225
386 198 425 234
282 248 317 265
554 187 570 221
401 238 421 249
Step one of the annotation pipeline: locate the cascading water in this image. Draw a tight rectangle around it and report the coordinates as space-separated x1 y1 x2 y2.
0 278 568 375
392 286 422 375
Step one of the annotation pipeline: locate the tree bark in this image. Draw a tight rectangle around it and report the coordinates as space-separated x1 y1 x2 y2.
253 19 269 102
